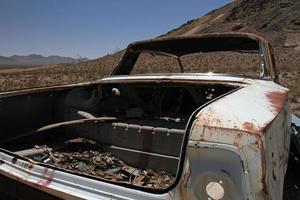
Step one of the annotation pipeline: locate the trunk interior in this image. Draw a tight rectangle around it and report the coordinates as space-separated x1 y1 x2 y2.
0 81 239 190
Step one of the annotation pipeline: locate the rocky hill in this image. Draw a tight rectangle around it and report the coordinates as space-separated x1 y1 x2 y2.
163 0 300 115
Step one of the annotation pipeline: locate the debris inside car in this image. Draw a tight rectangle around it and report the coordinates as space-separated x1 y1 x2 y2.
18 138 175 189
22 138 175 189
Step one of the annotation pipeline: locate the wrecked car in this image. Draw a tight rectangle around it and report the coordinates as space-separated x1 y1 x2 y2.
0 33 294 200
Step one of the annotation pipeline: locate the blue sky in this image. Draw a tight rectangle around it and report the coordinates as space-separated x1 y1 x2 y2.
0 0 230 59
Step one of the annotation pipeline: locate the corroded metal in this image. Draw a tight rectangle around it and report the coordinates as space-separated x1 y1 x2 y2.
0 33 291 200
177 79 291 200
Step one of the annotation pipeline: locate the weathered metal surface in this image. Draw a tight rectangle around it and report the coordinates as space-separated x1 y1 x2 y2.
170 142 254 200
183 79 291 200
193 79 288 134
0 33 291 200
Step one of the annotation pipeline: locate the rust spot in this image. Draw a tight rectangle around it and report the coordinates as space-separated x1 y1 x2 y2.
197 107 216 124
259 139 268 196
243 122 259 132
36 167 54 186
254 140 259 147
22 162 34 170
233 132 244 148
11 157 17 164
42 175 53 186
266 91 287 113
197 138 206 142
28 163 34 170
236 132 243 140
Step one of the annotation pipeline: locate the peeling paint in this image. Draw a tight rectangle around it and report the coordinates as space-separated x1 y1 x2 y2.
243 122 259 132
36 168 54 187
266 91 288 113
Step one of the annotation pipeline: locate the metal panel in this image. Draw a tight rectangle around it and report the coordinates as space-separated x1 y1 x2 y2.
183 79 290 200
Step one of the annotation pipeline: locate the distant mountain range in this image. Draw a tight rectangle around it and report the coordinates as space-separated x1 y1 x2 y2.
0 54 89 66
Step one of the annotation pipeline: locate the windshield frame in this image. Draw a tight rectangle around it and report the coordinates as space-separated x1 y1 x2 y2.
111 33 278 82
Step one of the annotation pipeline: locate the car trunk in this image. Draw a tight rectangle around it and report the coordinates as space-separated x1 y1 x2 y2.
0 81 239 190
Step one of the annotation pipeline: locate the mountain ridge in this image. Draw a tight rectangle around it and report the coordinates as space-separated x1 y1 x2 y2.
0 54 89 66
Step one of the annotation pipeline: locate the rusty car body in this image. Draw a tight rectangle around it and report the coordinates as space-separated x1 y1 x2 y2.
0 33 293 200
